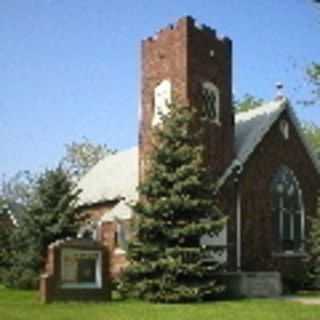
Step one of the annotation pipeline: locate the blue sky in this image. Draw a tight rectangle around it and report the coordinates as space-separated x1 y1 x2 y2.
0 0 319 177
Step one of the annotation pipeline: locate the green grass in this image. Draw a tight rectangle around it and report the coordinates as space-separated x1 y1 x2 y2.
1 286 320 320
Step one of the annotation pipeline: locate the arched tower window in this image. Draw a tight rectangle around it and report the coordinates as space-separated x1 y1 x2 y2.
202 82 220 123
152 79 172 127
271 166 305 252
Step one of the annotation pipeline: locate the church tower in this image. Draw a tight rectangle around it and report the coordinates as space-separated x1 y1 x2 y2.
139 16 234 181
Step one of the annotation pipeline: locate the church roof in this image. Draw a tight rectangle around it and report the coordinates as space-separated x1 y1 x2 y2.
77 147 138 206
77 98 319 206
235 98 286 164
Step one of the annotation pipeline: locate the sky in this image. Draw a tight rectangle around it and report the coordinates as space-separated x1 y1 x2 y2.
0 0 319 178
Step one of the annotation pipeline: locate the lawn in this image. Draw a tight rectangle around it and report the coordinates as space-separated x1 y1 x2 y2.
0 286 320 320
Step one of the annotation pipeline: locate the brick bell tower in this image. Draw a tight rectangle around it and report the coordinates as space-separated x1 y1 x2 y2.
139 16 234 182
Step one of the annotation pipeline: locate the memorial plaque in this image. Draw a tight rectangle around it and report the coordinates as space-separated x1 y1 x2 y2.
61 249 102 289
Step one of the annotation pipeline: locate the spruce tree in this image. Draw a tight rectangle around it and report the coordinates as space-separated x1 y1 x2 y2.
2 166 81 289
122 103 226 302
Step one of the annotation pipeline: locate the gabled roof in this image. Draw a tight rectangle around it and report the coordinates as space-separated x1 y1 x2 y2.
77 98 319 206
219 98 320 187
235 99 286 164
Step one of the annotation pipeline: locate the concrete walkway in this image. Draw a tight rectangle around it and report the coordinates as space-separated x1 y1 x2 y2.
284 296 320 305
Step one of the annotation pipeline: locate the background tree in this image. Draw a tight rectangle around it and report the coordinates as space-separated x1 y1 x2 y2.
234 93 320 160
305 63 320 106
121 103 226 303
61 137 116 181
305 195 320 288
301 122 320 158
234 94 264 113
0 200 13 277
304 1 320 106
1 166 81 289
0 171 36 225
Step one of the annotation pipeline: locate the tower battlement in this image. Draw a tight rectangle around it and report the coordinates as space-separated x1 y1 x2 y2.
143 16 231 46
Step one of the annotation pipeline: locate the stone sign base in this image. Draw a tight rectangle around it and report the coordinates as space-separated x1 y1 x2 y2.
216 272 282 298
40 238 111 303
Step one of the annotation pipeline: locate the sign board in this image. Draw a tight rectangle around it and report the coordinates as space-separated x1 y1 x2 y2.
61 249 102 289
40 238 110 303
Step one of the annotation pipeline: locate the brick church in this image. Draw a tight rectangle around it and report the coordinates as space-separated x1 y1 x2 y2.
77 17 320 279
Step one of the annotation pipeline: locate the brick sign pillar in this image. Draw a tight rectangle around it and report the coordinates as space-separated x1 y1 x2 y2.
40 238 111 303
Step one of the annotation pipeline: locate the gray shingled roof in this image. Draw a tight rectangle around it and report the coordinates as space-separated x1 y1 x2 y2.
77 98 318 206
77 147 138 206
235 99 286 164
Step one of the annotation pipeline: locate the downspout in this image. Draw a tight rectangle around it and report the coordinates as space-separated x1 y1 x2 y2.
234 161 243 271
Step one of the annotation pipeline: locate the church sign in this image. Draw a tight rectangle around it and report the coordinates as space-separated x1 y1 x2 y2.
40 239 110 303
61 249 102 289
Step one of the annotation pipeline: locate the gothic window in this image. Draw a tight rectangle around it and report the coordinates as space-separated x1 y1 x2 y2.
152 79 172 126
271 166 304 252
202 82 220 122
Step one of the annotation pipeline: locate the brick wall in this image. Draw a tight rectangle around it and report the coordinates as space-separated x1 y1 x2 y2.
80 202 131 278
139 16 234 182
237 110 320 274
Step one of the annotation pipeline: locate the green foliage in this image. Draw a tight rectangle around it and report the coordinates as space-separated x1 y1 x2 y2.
304 63 320 106
234 94 264 113
305 195 320 288
0 170 36 224
301 122 320 158
1 166 81 289
61 137 116 181
121 103 226 303
0 200 13 276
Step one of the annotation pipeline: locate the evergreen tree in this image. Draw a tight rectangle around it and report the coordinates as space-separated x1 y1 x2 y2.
121 103 226 303
2 166 81 289
0 200 13 278
234 94 264 113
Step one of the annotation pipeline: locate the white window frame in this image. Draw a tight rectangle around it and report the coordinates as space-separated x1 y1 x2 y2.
60 249 102 289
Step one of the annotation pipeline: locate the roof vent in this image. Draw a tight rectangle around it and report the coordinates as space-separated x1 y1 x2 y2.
275 82 284 100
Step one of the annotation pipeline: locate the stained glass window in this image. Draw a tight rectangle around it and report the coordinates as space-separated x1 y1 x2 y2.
202 82 220 121
271 166 304 252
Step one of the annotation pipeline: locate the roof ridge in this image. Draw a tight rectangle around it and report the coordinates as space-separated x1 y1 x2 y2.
235 98 287 123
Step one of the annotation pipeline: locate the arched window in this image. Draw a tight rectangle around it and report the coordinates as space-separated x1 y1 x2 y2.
152 79 172 126
271 166 304 252
202 82 220 122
